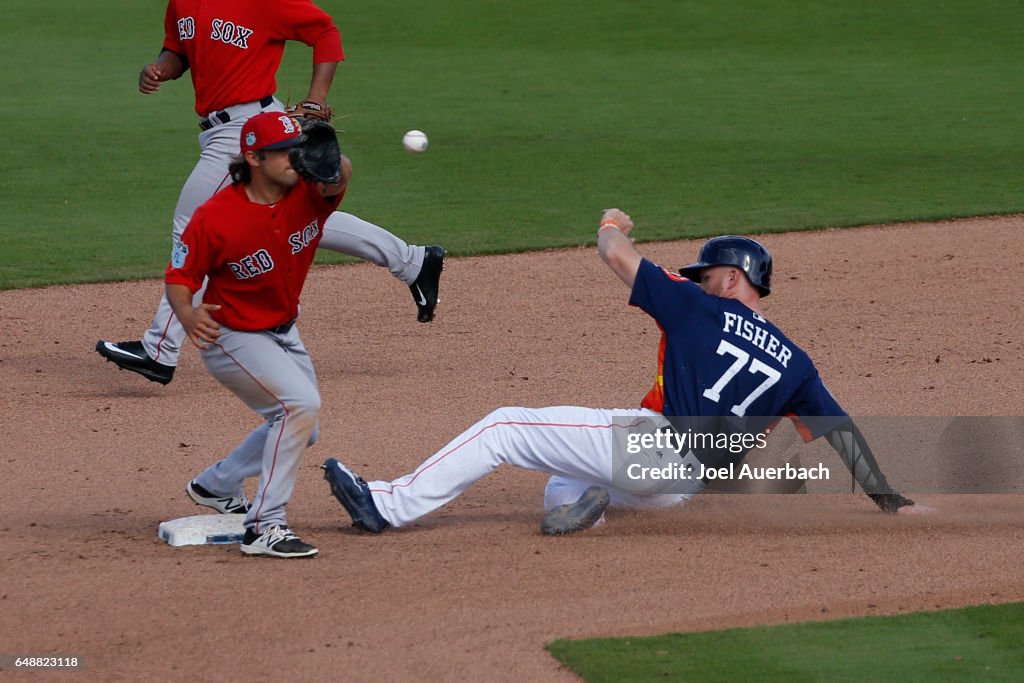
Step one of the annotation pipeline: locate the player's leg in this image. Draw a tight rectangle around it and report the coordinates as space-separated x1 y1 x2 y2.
190 417 318 503
188 382 320 512
328 405 656 529
188 424 268 513
141 124 241 366
320 212 445 323
97 124 240 382
321 212 422 281
544 475 697 511
200 326 321 535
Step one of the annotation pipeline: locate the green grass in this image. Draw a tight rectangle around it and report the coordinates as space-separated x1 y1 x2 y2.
547 602 1024 682
3 0 1023 288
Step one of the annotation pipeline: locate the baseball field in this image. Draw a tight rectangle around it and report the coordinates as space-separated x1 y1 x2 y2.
3 0 1024 680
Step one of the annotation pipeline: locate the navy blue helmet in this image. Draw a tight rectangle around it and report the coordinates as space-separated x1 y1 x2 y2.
679 236 773 297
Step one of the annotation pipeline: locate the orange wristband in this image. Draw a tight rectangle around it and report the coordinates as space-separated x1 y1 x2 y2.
597 222 620 235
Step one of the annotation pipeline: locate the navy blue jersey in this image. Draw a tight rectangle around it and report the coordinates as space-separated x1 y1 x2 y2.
629 259 846 441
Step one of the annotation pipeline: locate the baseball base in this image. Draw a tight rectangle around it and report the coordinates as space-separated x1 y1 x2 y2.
158 514 245 546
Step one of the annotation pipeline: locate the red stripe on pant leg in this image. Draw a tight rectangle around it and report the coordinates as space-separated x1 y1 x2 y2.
152 313 175 364
372 418 649 494
214 342 289 534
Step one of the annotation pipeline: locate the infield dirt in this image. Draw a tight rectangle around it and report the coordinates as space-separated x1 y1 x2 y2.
2 217 1022 681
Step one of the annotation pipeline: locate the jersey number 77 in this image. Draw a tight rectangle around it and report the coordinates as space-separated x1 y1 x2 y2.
702 340 781 417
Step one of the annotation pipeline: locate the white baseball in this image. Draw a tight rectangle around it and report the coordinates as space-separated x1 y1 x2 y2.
402 130 429 153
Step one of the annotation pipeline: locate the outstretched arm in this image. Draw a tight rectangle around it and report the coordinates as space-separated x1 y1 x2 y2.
597 208 643 287
824 420 918 514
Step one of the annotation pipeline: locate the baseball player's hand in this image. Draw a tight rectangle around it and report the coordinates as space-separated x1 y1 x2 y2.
180 303 222 349
290 120 344 184
598 208 642 287
285 98 334 122
316 154 352 198
139 63 165 94
869 492 935 515
600 208 634 237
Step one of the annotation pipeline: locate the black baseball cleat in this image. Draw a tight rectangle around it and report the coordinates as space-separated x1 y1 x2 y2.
96 340 175 385
540 486 611 536
240 525 318 559
322 458 390 533
409 245 445 323
186 479 251 515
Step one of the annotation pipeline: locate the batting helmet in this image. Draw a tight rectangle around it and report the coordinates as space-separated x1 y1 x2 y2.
679 236 773 297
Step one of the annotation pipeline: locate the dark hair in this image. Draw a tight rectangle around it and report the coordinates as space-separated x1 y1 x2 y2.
228 155 250 184
228 150 266 184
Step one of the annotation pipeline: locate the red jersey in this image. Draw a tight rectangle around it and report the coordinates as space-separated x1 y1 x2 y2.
166 182 345 331
162 0 344 116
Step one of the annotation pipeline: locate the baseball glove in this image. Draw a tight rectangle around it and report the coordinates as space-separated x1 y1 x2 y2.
868 492 915 513
285 98 334 122
289 119 342 184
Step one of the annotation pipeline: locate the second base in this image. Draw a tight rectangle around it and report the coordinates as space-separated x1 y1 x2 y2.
158 514 246 547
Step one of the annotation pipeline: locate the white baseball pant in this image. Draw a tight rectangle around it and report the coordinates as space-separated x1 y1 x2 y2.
367 406 703 528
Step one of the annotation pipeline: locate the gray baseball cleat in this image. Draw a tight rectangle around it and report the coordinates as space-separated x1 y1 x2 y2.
96 339 175 385
541 486 611 535
409 245 445 323
322 458 390 533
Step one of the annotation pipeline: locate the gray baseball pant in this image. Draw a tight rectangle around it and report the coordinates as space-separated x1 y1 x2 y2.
192 324 319 533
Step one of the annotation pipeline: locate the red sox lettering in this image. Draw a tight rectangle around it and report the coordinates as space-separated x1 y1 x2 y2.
176 17 195 40
228 249 274 280
289 219 320 254
210 19 253 48
226 219 321 279
175 17 253 48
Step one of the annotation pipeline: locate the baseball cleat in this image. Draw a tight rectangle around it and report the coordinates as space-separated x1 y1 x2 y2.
409 245 445 323
186 479 251 514
540 486 611 536
240 525 318 558
322 458 390 533
95 339 175 385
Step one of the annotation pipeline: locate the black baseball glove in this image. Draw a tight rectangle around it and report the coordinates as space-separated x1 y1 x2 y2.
868 492 915 513
289 119 341 184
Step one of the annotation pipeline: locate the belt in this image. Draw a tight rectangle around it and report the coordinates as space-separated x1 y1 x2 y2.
264 319 297 335
199 96 275 131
